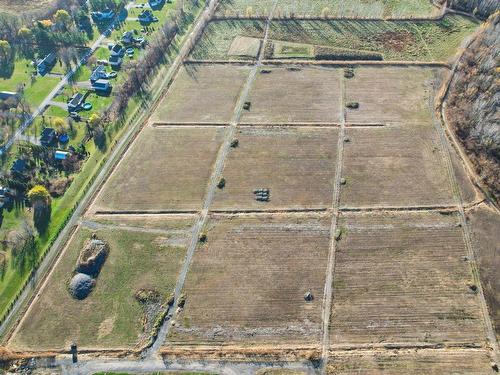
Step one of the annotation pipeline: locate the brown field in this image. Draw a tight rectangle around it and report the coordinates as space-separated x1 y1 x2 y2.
467 205 500 341
152 64 250 123
92 126 224 213
330 211 485 345
9 217 194 350
212 126 338 210
327 349 492 374
345 67 444 126
168 213 331 344
240 66 343 124
340 126 454 208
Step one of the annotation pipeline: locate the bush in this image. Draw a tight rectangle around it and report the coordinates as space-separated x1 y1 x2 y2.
315 46 383 61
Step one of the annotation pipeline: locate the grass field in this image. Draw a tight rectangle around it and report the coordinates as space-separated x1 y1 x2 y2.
266 15 477 61
330 211 485 345
276 0 441 18
189 20 265 60
92 126 224 212
326 349 492 374
9 217 193 350
340 126 454 208
344 67 443 125
215 0 276 16
152 64 250 123
240 66 342 123
168 213 331 344
212 126 338 210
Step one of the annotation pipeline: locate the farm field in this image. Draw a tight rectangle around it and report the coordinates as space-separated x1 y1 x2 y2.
340 126 454 208
330 211 485 345
212 126 338 210
0 0 54 14
192 16 477 61
92 126 224 213
467 205 500 340
168 213 331 344
326 349 493 374
152 64 251 123
9 217 194 350
344 66 443 125
266 15 477 61
240 66 343 123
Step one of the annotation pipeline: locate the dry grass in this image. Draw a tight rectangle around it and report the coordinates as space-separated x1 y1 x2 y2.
467 205 500 341
9 217 194 350
326 349 492 374
340 126 454 208
240 66 343 124
345 67 444 126
152 64 250 124
92 126 224 212
212 126 338 210
228 36 262 58
168 213 331 344
330 211 485 345
0 0 54 14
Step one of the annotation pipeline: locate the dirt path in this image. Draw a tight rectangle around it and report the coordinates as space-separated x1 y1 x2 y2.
319 72 346 374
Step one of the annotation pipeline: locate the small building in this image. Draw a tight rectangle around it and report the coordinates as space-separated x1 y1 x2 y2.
121 31 135 45
37 53 57 76
40 127 57 147
0 91 18 101
110 44 125 58
11 159 27 176
91 9 114 22
92 79 112 94
138 10 158 23
55 150 69 160
67 93 84 112
149 0 164 8
108 54 123 69
90 65 107 83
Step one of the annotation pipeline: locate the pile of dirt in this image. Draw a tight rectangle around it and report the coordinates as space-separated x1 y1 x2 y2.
69 273 95 300
76 237 109 277
68 234 109 300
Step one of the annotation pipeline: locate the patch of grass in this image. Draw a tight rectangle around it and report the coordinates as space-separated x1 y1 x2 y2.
265 15 478 61
10 221 191 349
190 19 266 60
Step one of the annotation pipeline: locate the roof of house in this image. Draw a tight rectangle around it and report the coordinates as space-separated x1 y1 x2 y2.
38 53 56 68
109 55 122 63
11 159 27 173
41 127 55 137
68 93 84 107
90 65 106 81
55 151 69 160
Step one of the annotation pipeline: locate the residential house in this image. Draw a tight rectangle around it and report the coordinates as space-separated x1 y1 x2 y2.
92 79 112 94
11 159 27 176
40 127 57 147
110 44 125 58
90 65 107 83
108 54 123 69
67 92 84 112
138 10 158 23
91 9 114 22
37 53 57 76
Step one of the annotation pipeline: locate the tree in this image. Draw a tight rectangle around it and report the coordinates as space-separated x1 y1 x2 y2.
88 113 101 127
0 40 11 64
54 9 71 26
27 185 51 234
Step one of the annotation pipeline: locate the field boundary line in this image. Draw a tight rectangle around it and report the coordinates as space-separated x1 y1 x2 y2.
339 204 459 212
151 122 229 127
94 210 200 215
184 59 452 67
145 0 281 357
209 208 329 214
320 70 346 373
430 76 500 364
